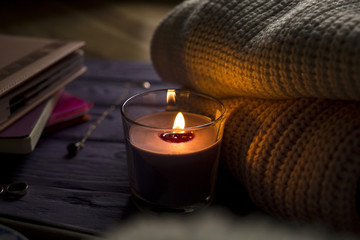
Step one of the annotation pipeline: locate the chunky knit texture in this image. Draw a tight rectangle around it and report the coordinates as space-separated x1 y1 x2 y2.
151 0 360 100
221 97 360 231
151 0 360 232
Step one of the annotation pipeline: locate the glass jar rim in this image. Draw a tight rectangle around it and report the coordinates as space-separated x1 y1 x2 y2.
121 89 226 130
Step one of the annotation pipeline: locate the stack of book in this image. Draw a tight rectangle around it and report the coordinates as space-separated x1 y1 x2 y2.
0 34 90 154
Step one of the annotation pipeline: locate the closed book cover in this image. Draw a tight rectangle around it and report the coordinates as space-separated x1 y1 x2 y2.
46 91 93 127
0 93 60 154
44 91 93 133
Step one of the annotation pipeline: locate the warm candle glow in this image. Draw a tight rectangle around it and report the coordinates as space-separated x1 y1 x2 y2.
173 112 185 130
166 89 176 105
159 112 194 143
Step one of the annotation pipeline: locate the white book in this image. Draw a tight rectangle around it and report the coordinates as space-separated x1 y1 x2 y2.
0 34 86 131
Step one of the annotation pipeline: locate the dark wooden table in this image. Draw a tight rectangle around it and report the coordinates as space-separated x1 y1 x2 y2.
0 59 255 239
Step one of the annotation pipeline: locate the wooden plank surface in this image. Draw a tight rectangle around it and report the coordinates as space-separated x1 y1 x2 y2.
0 59 256 238
0 59 178 235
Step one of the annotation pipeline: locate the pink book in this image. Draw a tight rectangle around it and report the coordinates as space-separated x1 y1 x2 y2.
46 91 93 127
0 91 93 154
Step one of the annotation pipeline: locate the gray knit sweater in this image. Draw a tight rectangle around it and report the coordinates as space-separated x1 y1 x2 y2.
151 0 360 100
151 0 360 232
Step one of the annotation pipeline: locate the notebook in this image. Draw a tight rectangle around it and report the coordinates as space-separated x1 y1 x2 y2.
0 34 86 131
45 91 93 133
0 91 93 154
0 93 60 154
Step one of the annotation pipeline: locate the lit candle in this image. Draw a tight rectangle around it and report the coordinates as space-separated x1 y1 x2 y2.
127 111 221 210
122 89 225 212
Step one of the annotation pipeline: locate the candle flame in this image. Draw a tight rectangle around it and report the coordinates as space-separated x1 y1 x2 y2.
166 89 176 104
173 112 185 130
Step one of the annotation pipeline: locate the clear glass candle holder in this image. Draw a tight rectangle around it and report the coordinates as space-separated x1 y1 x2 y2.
121 89 226 213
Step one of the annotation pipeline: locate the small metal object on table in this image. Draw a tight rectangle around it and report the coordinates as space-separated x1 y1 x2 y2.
0 182 29 198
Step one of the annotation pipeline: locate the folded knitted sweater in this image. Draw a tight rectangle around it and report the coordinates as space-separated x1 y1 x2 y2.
151 0 360 232
152 0 359 100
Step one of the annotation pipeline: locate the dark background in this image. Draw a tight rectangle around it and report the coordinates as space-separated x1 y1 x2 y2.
0 0 182 61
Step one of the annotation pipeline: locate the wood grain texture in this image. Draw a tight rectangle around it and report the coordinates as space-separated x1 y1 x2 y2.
0 59 256 238
0 60 178 235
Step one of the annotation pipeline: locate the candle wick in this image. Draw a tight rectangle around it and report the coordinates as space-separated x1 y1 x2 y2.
159 131 195 143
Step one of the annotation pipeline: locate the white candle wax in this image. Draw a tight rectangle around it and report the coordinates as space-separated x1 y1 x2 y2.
126 111 221 209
